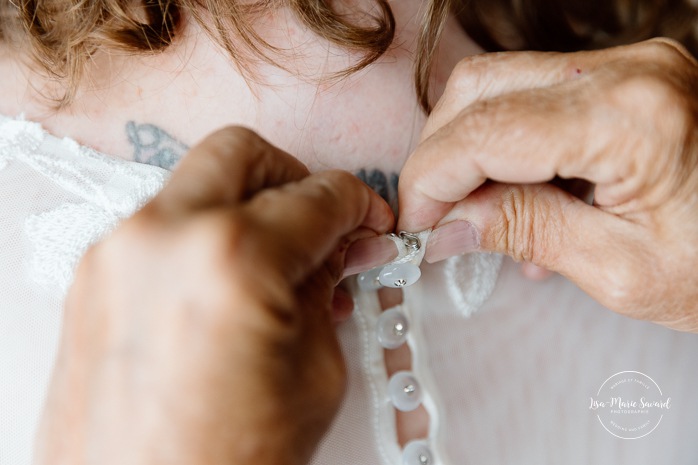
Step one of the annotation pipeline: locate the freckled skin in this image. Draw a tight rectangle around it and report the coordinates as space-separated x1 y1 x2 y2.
0 0 482 451
0 0 481 177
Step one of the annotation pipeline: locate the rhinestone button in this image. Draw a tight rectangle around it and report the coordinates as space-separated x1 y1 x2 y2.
377 307 409 349
357 267 383 291
402 440 434 465
388 371 423 412
378 263 421 288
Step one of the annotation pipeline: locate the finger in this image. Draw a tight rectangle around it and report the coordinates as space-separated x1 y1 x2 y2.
425 51 576 142
151 126 310 217
400 77 592 231
424 39 691 142
342 235 399 278
402 39 694 232
243 170 395 284
398 56 679 232
430 182 654 318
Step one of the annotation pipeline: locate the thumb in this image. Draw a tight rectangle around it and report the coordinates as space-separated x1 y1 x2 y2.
424 182 650 315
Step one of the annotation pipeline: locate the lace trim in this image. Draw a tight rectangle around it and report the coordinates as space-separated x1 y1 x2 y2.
445 252 503 318
354 245 502 465
353 288 403 465
24 203 116 292
0 114 170 291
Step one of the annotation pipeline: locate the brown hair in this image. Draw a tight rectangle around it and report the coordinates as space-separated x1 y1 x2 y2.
1 0 696 111
457 0 698 54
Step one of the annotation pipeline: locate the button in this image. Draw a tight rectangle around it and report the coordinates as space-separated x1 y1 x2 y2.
379 263 421 288
357 267 383 291
388 371 422 411
402 440 434 465
377 307 409 349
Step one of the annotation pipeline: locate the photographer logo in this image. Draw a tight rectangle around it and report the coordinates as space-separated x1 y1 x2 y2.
589 371 671 439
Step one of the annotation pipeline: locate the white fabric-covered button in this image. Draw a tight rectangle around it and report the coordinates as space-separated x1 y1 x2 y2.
388 371 423 411
357 267 383 291
402 440 434 465
377 307 409 349
379 263 421 288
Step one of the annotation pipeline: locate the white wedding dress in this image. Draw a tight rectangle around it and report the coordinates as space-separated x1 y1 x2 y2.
1 114 697 465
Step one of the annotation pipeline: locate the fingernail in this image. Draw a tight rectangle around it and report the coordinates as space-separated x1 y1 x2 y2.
343 236 398 278
425 220 479 263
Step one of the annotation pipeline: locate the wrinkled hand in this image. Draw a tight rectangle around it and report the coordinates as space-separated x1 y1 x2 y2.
399 38 698 332
34 127 394 465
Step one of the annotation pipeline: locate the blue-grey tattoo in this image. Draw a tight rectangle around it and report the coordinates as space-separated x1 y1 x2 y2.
126 121 189 170
355 168 400 212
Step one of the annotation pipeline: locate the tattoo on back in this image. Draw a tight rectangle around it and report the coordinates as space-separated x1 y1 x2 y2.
355 168 400 213
124 122 400 211
126 121 189 171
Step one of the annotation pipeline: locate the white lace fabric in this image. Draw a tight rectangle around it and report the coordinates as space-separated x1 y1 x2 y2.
0 115 168 465
1 114 698 465
0 113 505 465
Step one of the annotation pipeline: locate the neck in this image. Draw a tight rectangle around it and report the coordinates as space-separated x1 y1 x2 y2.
0 2 481 177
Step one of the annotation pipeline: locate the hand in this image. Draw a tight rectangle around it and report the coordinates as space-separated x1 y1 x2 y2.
34 127 394 465
398 38 698 332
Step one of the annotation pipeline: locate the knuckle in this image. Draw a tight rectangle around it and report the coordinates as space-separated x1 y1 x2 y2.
216 125 263 147
493 185 559 265
324 169 360 190
204 126 268 163
609 73 689 128
450 51 559 100
612 73 675 105
643 37 696 66
450 52 507 96
607 72 693 169
597 258 647 314
451 55 483 87
591 231 662 317
459 99 501 145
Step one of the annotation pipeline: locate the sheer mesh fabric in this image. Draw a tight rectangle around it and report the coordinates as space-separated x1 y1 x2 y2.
408 259 698 464
1 114 698 465
0 115 168 465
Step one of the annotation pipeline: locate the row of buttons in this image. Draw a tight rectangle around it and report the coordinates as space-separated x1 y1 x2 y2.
358 231 436 465
375 302 434 464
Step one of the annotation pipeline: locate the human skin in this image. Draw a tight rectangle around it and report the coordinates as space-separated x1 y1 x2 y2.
33 127 395 465
2 0 472 457
5 1 697 464
0 1 479 178
398 38 698 332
